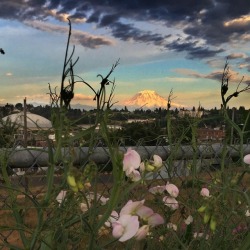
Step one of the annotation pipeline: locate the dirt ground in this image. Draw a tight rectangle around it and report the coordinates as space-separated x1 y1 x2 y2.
0 168 249 249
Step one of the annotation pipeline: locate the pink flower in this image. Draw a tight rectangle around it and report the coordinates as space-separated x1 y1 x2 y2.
112 214 139 242
149 185 166 195
56 190 67 205
135 225 150 240
127 169 141 182
152 155 163 168
123 148 141 175
165 183 179 198
163 196 179 210
200 188 210 197
244 154 250 164
120 200 145 216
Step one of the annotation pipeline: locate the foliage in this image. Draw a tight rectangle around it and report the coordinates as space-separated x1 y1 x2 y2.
0 117 19 147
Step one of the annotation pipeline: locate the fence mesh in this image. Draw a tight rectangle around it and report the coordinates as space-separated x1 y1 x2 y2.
0 136 249 248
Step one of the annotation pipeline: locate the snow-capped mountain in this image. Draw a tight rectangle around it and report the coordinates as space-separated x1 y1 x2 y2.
124 90 168 108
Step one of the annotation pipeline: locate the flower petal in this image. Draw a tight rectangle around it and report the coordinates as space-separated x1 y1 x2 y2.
56 190 67 204
136 205 154 219
127 169 141 182
243 154 250 164
135 225 149 240
118 215 140 242
120 200 145 216
163 196 179 210
147 213 164 227
153 155 163 168
165 183 179 198
112 222 124 238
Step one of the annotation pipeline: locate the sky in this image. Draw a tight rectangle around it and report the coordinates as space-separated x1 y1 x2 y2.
0 0 250 110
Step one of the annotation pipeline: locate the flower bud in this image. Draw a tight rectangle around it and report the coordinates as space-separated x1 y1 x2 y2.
203 212 211 224
77 180 84 190
145 163 155 172
210 215 217 232
67 174 77 187
198 205 206 213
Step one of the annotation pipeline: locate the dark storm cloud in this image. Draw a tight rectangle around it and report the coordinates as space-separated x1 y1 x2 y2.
166 39 224 59
109 21 168 46
2 0 250 58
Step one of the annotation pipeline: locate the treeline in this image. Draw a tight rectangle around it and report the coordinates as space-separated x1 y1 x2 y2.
0 102 249 129
1 102 249 145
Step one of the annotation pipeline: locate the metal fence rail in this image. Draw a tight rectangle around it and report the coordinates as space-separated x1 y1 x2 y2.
2 143 250 168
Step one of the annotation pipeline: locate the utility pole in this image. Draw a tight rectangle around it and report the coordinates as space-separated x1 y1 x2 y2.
23 97 27 148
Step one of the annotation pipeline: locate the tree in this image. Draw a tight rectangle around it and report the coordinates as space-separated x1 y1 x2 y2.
0 118 19 147
15 103 23 110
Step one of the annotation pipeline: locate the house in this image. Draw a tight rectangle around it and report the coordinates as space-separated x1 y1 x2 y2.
197 127 225 142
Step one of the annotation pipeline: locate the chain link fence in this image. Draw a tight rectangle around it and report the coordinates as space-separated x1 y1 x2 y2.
0 136 250 248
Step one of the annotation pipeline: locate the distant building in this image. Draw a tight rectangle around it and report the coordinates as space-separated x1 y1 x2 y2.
178 109 203 118
2 111 52 147
197 127 225 142
127 118 156 123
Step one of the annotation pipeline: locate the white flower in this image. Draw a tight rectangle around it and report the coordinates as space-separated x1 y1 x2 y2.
166 223 177 231
148 185 166 195
127 169 141 182
56 190 67 205
162 196 179 210
245 209 250 217
105 210 119 227
152 155 163 168
80 202 88 213
193 232 209 240
184 215 193 225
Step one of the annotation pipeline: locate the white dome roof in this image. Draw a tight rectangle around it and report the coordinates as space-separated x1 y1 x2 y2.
2 111 52 129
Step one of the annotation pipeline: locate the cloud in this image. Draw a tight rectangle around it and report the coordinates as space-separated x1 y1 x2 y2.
165 39 224 59
15 93 50 102
5 72 13 76
108 21 168 46
73 93 94 101
227 53 247 59
224 15 250 28
175 67 250 84
24 20 115 49
2 0 250 59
